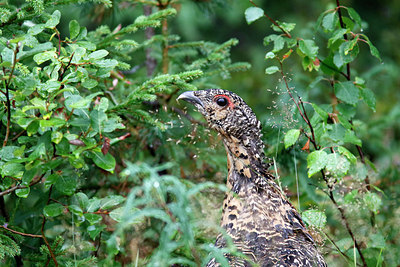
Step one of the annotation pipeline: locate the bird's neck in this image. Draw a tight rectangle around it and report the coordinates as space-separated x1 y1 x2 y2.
222 134 272 192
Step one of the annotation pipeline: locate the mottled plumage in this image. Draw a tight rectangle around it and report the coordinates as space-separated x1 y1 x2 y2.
178 89 326 267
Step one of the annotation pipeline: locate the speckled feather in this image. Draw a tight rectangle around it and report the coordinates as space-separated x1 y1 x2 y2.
178 89 326 267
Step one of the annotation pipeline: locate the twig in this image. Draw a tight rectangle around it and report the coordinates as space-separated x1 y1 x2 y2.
0 174 44 197
3 44 19 148
249 0 291 38
323 231 352 262
41 186 58 267
0 225 42 238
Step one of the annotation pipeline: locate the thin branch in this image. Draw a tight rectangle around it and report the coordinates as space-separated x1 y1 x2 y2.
323 231 352 262
0 173 44 197
3 44 19 148
249 0 291 38
0 225 42 238
41 186 58 267
335 0 351 80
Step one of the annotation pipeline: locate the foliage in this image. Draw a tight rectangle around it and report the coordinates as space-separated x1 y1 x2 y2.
0 0 399 266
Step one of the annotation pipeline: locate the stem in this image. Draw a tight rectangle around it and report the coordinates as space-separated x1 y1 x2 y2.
335 0 350 80
41 186 58 267
3 44 19 148
328 189 366 266
249 0 291 38
0 225 42 238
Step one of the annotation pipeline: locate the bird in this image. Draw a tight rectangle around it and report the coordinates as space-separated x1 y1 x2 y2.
177 89 326 267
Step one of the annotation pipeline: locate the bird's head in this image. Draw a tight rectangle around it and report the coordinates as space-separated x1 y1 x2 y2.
177 89 262 141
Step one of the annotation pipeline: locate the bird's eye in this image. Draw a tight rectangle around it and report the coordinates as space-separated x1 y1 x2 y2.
216 97 228 107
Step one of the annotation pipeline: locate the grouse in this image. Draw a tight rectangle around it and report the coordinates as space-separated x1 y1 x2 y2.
178 89 326 267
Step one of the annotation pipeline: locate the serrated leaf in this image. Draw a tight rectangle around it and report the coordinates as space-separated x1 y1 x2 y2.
265 66 279 74
307 150 328 177
360 88 376 111
347 7 362 27
337 146 357 164
363 192 382 214
311 103 329 121
69 20 80 39
322 12 337 31
265 52 275 59
298 39 319 59
344 130 362 146
302 209 327 228
284 129 301 149
334 81 359 105
325 153 350 178
244 7 264 24
43 203 64 217
92 151 116 173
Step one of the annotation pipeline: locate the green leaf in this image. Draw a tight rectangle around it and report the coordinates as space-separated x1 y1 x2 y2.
334 81 359 105
69 20 80 39
307 150 328 177
272 36 285 52
40 118 66 128
344 130 362 146
51 131 63 144
360 88 376 111
92 151 116 173
347 7 362 27
322 12 337 32
45 10 61 28
1 162 24 178
298 39 319 59
271 21 296 33
15 187 30 198
302 209 327 228
265 52 275 59
325 153 350 178
363 192 382 214
87 224 106 240
99 195 125 210
75 192 89 210
244 7 264 24
68 205 83 216
88 50 109 60
55 174 77 196
328 28 349 47
84 213 102 225
284 129 301 149
43 203 65 217
33 51 57 65
311 103 329 121
265 66 279 74
90 110 107 133
337 146 357 164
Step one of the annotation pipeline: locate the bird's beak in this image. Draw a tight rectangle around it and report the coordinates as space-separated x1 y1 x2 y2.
177 91 204 108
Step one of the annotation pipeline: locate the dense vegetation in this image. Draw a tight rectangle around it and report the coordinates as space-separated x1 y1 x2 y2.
0 0 399 266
